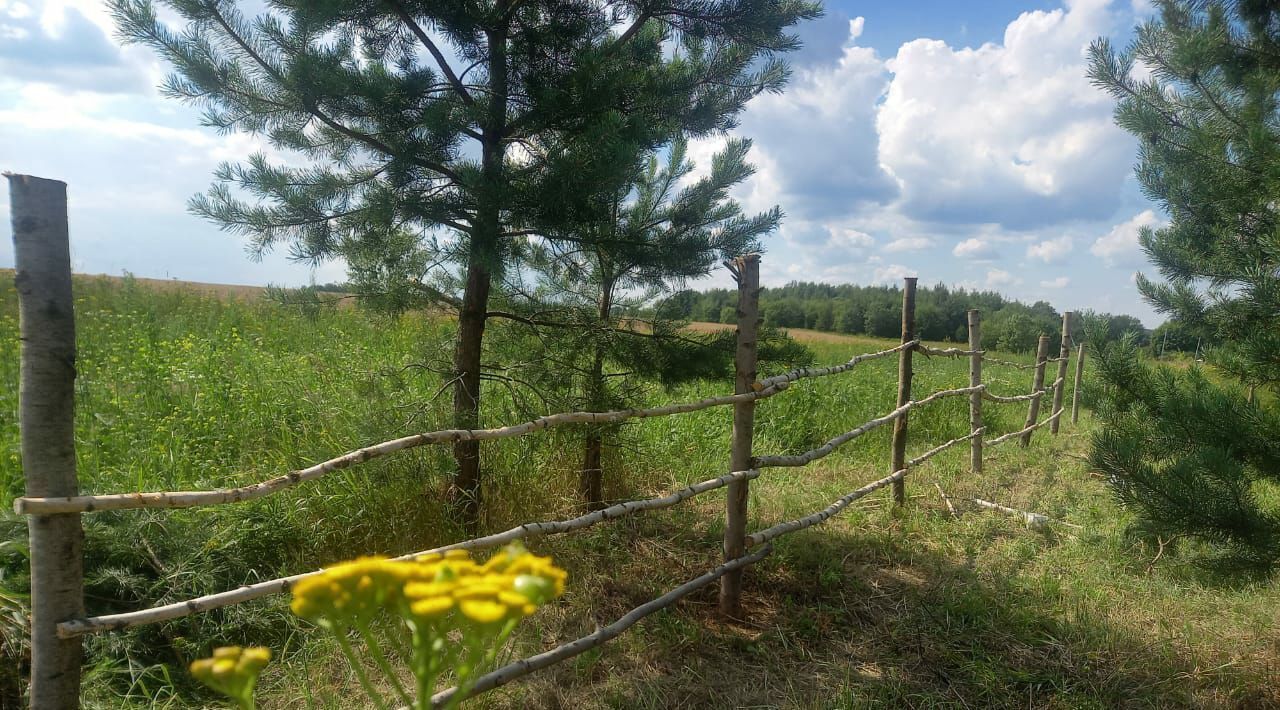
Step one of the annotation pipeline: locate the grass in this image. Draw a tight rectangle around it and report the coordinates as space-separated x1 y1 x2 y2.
2 275 1279 708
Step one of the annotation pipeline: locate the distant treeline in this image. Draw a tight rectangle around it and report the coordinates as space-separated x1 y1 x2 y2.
666 281 1151 354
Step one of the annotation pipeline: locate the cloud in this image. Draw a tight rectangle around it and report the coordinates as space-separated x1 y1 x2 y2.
874 263 917 284
883 236 932 252
827 226 875 250
1027 235 1074 263
986 268 1020 287
732 18 898 220
1091 209 1162 266
952 238 998 260
1040 276 1071 288
875 0 1134 229
0 4 147 93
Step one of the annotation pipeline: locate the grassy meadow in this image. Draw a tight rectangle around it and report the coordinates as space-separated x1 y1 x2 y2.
2 275 1279 708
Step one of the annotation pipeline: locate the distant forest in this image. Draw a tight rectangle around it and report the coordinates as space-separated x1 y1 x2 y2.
668 281 1161 354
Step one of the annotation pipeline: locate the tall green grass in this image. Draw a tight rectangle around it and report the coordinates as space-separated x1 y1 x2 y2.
13 277 1272 709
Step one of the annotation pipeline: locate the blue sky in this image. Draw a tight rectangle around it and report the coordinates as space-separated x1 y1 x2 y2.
1 0 1165 324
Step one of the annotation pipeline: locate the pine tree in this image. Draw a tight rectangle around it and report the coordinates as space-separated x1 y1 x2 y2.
1087 0 1280 572
502 137 782 509
110 0 819 524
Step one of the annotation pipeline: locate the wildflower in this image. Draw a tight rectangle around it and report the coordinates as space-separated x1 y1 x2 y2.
189 646 270 710
280 543 567 708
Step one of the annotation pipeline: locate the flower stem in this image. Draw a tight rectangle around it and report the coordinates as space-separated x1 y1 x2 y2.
356 621 413 708
334 629 390 710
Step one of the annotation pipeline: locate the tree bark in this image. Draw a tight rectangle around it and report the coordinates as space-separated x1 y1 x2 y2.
967 309 983 474
890 277 917 506
1071 343 1086 424
580 274 614 511
449 18 508 528
450 262 491 525
1020 335 1051 447
1050 312 1072 434
9 173 84 708
719 254 760 618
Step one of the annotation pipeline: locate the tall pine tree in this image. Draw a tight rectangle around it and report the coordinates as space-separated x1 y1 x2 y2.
110 0 819 524
505 137 782 509
1087 0 1280 572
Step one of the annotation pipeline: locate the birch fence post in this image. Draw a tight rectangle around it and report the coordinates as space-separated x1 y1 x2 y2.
1071 343 1086 424
719 253 760 618
890 277 917 506
8 173 84 708
1050 311 1072 434
1020 335 1051 447
967 309 983 474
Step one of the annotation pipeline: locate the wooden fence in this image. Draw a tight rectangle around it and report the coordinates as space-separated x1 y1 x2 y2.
7 174 1088 708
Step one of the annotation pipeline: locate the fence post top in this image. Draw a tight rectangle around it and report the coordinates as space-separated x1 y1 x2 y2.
4 172 67 188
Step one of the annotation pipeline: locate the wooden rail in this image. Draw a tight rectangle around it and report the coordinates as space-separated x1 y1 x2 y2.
15 385 793 515
752 385 984 468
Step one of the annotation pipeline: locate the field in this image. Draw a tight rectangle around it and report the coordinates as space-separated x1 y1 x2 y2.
3 275 1279 708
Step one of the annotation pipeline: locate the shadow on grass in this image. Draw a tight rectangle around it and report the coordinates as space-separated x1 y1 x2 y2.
485 517 1278 710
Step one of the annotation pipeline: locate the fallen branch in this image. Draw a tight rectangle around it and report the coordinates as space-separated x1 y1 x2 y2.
934 483 958 518
968 497 1082 531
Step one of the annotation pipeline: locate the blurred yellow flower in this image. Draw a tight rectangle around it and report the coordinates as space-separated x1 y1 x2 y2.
190 645 270 710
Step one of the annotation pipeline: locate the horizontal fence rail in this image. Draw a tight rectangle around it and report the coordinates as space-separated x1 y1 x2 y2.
16 383 793 516
983 389 1043 403
917 345 982 358
752 385 984 468
984 408 1064 447
55 469 764 638
747 428 984 547
982 356 1037 371
758 340 917 388
8 188 1088 709
431 545 774 707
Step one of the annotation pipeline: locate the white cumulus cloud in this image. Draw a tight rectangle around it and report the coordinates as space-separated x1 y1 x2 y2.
1040 276 1071 288
827 227 875 250
953 238 999 260
1027 235 1074 263
874 263 917 284
986 268 1020 288
875 0 1133 228
1092 209 1162 266
883 236 933 252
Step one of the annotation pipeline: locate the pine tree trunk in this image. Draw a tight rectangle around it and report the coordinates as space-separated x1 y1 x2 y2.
449 19 507 528
579 275 614 511
451 262 490 525
580 432 603 511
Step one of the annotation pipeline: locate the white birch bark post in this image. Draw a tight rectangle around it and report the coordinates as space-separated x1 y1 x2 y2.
1050 312 1072 434
1071 343 1086 424
8 173 84 708
719 254 759 618
890 277 917 506
967 309 983 474
1019 335 1051 448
